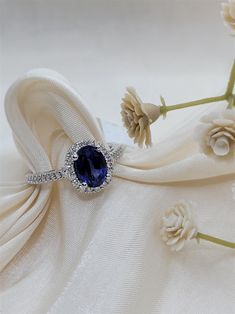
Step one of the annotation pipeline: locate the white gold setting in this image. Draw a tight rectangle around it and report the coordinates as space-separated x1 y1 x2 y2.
65 140 114 193
26 140 123 193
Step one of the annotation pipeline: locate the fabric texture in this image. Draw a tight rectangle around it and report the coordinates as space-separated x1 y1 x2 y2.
0 69 235 314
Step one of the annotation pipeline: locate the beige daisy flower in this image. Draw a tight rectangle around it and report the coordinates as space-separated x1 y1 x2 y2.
121 87 161 147
195 109 235 158
160 202 198 252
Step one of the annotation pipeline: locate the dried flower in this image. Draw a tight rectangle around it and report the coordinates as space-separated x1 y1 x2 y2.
221 0 235 34
121 87 161 147
195 109 235 158
160 202 198 251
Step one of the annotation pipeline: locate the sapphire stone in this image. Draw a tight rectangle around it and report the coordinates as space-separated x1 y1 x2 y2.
74 145 108 188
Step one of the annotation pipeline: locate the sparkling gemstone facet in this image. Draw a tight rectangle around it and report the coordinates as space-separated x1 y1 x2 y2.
73 145 108 187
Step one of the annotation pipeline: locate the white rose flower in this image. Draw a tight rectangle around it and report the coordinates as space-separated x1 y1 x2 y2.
221 0 235 34
160 202 198 252
121 87 161 147
195 109 235 158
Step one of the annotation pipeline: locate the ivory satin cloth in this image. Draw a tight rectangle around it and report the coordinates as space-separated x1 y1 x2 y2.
0 69 235 314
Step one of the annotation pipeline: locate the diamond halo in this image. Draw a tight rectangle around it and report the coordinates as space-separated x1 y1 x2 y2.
65 140 114 193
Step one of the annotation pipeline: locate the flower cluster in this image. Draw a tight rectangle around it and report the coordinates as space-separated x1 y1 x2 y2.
120 59 235 154
119 1 235 253
120 2 235 150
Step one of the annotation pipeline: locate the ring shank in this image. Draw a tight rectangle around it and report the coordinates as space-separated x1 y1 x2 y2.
26 168 67 184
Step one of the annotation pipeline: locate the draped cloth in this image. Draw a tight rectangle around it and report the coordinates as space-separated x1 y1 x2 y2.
0 69 234 314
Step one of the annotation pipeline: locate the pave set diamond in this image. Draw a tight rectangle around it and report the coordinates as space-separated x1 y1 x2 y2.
26 168 67 185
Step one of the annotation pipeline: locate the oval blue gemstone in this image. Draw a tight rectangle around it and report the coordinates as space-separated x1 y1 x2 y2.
74 145 108 188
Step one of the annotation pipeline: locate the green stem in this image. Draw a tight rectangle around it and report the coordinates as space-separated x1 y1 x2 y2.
227 94 235 109
197 232 235 249
160 60 235 115
160 94 226 114
225 59 235 97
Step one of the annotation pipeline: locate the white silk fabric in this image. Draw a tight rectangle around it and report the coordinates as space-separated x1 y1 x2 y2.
0 69 235 314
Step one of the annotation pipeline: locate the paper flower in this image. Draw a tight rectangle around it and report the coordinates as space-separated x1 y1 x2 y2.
195 109 235 158
160 202 198 251
221 0 235 34
121 87 161 147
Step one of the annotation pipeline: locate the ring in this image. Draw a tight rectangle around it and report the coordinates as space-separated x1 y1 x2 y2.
26 140 124 193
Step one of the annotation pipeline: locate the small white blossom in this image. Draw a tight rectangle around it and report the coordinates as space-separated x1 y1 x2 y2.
121 87 161 147
160 202 198 252
195 109 235 159
221 0 235 35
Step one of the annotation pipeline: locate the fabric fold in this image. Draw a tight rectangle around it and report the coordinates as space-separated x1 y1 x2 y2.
1 69 234 314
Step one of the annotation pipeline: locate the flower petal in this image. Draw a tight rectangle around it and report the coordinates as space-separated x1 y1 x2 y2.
166 236 180 246
145 126 152 147
172 238 185 252
212 130 235 140
208 126 222 134
224 126 235 134
212 136 230 156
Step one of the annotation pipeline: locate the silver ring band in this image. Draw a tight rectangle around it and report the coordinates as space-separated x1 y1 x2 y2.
26 141 124 193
